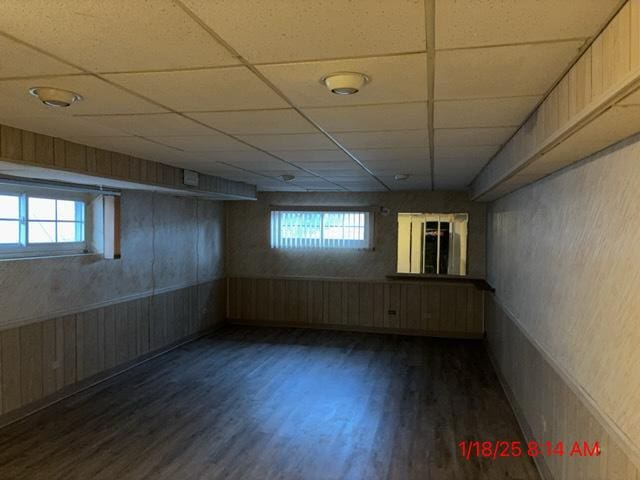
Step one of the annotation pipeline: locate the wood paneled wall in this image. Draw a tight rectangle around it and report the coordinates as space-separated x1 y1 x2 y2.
0 123 255 200
485 295 640 480
472 0 640 201
227 277 484 338
0 280 225 424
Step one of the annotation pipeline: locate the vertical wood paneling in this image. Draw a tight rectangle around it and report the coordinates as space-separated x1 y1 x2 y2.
65 142 86 171
62 315 76 387
137 297 150 355
229 277 484 336
486 295 640 480
20 321 46 410
1 329 21 413
0 283 224 420
0 125 23 161
309 281 323 324
358 283 373 328
53 138 65 167
404 284 421 330
77 309 99 381
42 319 63 397
345 282 359 326
34 134 54 166
384 284 400 329
103 305 117 370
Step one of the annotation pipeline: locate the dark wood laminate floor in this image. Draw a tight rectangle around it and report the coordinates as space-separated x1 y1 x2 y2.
0 326 539 480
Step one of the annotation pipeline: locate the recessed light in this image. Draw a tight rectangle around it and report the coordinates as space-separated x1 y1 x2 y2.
282 174 295 182
394 174 410 181
321 72 370 95
29 87 83 108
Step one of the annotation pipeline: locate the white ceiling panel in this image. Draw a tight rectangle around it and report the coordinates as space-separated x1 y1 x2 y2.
78 113 213 136
0 75 164 116
65 135 183 162
238 133 337 151
435 41 584 99
271 150 354 163
435 145 500 161
334 130 428 149
302 163 366 175
257 54 428 107
0 1 239 72
436 0 620 49
187 150 278 164
351 148 429 163
378 175 431 190
186 109 316 134
434 96 542 128
303 102 427 132
0 35 80 78
434 127 516 147
148 134 253 152
181 0 426 63
105 67 288 112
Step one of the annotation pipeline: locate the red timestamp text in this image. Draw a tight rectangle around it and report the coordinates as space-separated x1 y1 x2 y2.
458 440 601 460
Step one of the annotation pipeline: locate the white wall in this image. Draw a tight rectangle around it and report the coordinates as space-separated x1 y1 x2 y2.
0 190 225 328
487 133 640 463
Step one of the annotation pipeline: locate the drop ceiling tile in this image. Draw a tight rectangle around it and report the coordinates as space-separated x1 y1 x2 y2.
187 150 277 164
78 113 213 136
435 145 499 161
181 0 425 63
65 135 182 162
302 163 366 175
0 35 80 78
366 161 429 175
271 150 353 163
0 1 239 72
148 134 253 152
435 41 584 99
0 115 127 139
229 161 296 172
436 0 619 49
435 127 516 147
105 67 288 112
434 96 542 128
334 130 428 149
0 75 164 116
351 147 429 162
238 133 336 151
433 174 473 191
186 109 316 134
378 175 431 190
303 102 427 132
257 54 427 107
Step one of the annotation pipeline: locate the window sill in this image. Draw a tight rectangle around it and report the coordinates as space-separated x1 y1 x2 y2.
0 251 102 262
386 273 494 292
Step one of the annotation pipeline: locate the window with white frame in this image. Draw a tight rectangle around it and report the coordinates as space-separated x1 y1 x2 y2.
0 189 87 257
270 210 373 249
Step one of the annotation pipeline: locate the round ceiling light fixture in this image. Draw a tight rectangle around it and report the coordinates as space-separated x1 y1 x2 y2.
282 174 295 182
394 174 410 181
322 72 369 95
29 87 83 108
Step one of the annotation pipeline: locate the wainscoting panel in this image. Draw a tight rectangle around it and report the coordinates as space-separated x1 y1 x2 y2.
485 294 640 480
0 279 225 424
227 277 484 338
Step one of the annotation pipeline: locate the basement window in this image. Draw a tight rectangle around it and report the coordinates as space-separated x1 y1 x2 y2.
270 209 373 249
397 213 468 276
0 187 89 258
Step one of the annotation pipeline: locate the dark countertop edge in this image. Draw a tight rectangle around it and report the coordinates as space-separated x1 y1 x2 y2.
385 274 495 292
